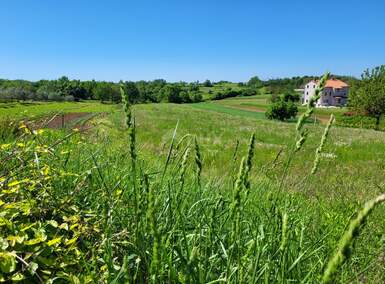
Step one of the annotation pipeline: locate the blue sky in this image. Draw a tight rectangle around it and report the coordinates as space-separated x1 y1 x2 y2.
1 0 385 82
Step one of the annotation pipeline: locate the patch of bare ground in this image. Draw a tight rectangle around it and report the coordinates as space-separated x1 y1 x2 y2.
215 102 267 113
33 112 104 131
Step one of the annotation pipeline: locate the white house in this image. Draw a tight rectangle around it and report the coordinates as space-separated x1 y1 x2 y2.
302 79 349 107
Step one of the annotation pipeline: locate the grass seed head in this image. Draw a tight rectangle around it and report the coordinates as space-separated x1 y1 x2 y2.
311 114 335 175
322 194 385 283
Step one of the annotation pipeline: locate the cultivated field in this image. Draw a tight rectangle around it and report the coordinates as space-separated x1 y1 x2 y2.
1 100 385 283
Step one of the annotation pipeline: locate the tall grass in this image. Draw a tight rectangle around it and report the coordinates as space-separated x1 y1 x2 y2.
0 81 384 282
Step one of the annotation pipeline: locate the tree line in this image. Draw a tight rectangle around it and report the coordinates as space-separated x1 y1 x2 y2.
0 74 361 104
0 77 204 104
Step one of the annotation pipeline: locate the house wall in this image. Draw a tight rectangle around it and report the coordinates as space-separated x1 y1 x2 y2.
302 82 349 107
320 87 349 106
302 81 317 104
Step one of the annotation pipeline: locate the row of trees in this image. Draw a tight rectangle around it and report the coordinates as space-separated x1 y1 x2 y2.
0 77 204 104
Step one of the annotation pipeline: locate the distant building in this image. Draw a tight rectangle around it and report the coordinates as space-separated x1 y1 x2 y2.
302 79 349 107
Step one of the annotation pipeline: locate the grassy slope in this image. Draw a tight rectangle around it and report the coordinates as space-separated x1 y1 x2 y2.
113 103 384 202
2 101 385 282
212 95 347 115
2 100 383 201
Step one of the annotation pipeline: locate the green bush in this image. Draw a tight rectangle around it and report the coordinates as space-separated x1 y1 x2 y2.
282 91 300 102
0 118 21 141
265 100 298 121
335 114 385 131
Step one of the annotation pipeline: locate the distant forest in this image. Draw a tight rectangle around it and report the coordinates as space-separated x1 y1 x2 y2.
0 75 358 104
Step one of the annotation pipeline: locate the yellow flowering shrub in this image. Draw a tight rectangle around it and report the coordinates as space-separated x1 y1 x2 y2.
0 130 100 282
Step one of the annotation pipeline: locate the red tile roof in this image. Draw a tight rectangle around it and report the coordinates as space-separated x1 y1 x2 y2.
324 79 349 88
311 79 349 89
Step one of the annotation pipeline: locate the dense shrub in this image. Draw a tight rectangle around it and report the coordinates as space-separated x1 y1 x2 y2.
47 92 64 101
190 91 203 103
335 113 385 131
179 91 191 103
203 80 213 87
240 88 257 96
0 118 21 140
269 93 281 103
265 100 298 121
282 92 300 102
64 95 75 102
212 89 240 100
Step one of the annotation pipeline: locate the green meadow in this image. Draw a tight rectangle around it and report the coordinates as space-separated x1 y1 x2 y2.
1 100 385 283
0 101 118 119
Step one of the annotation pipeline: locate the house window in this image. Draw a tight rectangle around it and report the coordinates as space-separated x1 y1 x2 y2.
313 85 315 88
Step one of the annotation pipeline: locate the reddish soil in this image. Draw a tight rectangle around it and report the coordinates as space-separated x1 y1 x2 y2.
36 112 94 130
229 105 266 113
216 102 267 113
313 115 330 124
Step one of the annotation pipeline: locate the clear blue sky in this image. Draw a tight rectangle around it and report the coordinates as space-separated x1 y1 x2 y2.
1 0 385 82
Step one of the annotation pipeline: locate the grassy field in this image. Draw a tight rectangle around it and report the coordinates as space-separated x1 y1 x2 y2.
1 101 385 282
0 101 118 119
199 82 244 100
208 95 347 122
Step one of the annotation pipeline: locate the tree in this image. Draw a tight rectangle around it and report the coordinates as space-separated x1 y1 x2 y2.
189 83 199 92
203 80 213 87
190 91 203 103
123 81 140 103
282 91 300 102
247 76 262 88
161 85 182 103
93 83 114 103
180 91 192 103
349 65 385 130
265 100 298 121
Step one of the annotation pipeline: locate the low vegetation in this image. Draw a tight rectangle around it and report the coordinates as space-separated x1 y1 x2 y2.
349 65 385 130
1 75 385 282
265 100 298 121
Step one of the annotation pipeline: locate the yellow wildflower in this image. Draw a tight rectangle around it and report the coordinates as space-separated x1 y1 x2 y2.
1 144 11 150
33 129 45 135
19 122 31 134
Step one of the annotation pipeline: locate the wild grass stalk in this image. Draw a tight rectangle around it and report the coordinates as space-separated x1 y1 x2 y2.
146 174 160 283
280 212 288 251
244 133 256 194
179 147 190 187
295 72 329 151
311 114 334 174
322 194 385 283
279 73 329 189
194 137 202 187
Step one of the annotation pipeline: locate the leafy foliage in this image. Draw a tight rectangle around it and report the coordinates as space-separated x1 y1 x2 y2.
0 126 100 282
349 65 385 129
265 100 298 121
